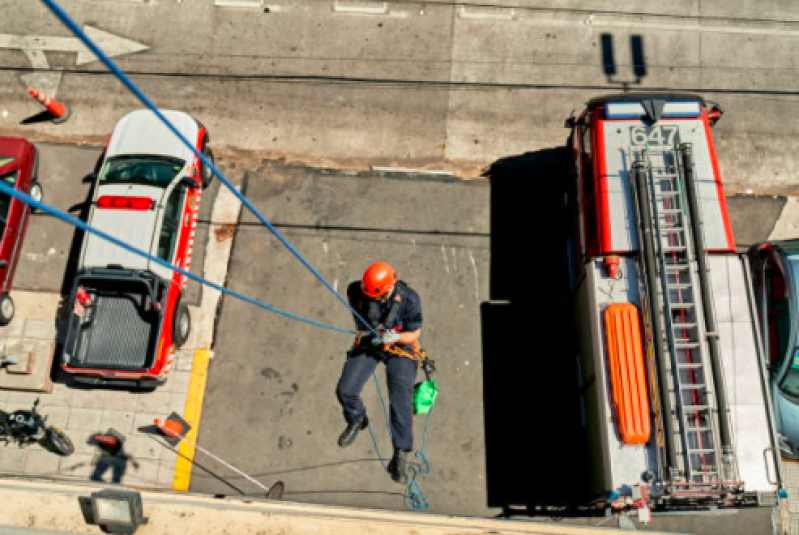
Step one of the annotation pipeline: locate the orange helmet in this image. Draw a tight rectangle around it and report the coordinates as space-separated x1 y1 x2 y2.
361 262 396 298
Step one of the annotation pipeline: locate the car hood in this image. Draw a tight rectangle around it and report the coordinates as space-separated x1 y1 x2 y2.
106 110 199 163
774 386 799 447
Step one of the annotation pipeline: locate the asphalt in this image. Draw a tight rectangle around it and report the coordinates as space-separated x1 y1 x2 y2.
192 161 491 514
1 1 799 192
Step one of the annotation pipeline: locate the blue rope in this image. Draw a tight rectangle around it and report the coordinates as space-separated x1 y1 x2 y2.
366 369 434 512
40 0 432 510
40 0 377 338
0 181 356 335
405 403 435 511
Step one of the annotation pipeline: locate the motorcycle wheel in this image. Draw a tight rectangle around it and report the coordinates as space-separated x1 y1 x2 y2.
45 427 74 456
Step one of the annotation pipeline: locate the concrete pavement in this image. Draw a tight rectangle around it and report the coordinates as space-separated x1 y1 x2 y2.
0 1 798 192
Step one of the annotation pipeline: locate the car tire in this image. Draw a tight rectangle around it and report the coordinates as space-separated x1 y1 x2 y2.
174 302 190 349
29 182 43 212
201 146 215 189
0 294 14 326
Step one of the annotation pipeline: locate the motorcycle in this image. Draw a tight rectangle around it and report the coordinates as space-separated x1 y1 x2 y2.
0 398 74 456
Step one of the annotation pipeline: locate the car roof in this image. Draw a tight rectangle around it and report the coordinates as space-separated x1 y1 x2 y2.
0 137 32 170
106 109 200 164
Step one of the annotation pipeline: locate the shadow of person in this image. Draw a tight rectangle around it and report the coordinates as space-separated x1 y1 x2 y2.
87 433 140 484
90 451 140 484
480 148 590 513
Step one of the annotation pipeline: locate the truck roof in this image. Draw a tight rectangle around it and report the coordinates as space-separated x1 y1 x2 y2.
586 93 706 111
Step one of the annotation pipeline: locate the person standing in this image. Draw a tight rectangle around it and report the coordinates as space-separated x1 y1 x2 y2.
336 262 423 484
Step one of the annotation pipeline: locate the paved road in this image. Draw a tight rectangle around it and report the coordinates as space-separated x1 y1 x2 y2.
0 1 798 192
192 162 491 514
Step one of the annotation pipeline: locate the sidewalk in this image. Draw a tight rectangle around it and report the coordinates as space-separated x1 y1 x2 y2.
0 181 242 490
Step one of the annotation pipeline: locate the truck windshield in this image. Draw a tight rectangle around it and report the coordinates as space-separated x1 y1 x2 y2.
778 258 799 398
100 155 184 188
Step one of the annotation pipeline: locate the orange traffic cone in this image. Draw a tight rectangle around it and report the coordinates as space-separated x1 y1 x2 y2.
155 418 184 439
27 88 71 124
155 411 190 446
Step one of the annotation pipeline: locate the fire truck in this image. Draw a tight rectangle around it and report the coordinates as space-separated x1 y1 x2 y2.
566 94 783 512
60 110 212 389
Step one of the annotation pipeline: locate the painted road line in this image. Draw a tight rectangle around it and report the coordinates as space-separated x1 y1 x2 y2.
333 0 388 15
459 6 516 21
0 26 148 67
173 349 212 491
510 11 799 38
214 0 264 8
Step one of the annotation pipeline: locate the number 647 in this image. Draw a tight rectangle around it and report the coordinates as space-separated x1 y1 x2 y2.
630 126 678 146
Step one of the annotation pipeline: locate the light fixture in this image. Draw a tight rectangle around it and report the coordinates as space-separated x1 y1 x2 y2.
89 489 144 534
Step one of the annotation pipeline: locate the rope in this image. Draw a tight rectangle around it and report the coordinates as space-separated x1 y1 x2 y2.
40 0 433 510
360 351 434 512
0 181 356 335
40 0 377 338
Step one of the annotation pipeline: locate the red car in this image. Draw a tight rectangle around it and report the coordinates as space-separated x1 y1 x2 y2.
0 137 43 326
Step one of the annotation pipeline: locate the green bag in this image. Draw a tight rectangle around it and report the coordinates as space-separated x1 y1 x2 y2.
413 380 438 415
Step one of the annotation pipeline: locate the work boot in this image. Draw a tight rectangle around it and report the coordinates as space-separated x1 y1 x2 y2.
338 415 369 448
387 448 410 484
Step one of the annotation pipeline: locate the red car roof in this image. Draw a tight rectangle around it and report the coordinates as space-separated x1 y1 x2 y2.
0 137 33 174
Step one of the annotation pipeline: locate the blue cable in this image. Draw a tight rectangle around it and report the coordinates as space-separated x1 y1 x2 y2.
40 0 377 338
367 369 434 512
0 181 357 336
40 0 432 510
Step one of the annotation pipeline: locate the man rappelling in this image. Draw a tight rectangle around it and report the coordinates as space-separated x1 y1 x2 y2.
335 261 423 484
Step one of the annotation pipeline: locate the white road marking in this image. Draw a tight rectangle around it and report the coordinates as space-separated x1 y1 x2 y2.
333 0 387 15
1 25 148 98
0 25 149 67
459 6 515 21
441 245 449 274
511 11 799 38
214 0 264 7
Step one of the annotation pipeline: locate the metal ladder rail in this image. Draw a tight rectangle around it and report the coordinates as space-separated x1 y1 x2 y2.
678 143 739 483
630 159 680 476
641 144 722 486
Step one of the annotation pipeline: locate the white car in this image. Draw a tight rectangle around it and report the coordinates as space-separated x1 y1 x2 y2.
61 110 213 389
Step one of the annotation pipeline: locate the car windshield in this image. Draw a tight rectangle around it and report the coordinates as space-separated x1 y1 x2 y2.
99 155 185 188
0 171 17 230
778 258 799 398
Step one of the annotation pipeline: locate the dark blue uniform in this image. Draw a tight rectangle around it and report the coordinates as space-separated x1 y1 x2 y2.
336 281 423 451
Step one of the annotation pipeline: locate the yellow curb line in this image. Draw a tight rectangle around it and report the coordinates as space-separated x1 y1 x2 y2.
173 349 212 491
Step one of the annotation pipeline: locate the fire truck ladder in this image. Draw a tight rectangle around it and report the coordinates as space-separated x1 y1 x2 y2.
631 143 738 493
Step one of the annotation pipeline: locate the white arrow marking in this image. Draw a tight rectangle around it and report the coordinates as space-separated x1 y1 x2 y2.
0 25 149 67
